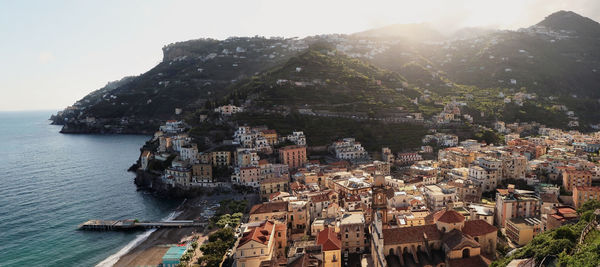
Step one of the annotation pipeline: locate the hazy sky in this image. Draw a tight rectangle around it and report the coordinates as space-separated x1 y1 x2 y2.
1 0 599 111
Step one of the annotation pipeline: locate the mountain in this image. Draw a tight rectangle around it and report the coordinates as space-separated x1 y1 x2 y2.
52 37 309 133
53 10 600 133
230 45 421 116
536 10 600 38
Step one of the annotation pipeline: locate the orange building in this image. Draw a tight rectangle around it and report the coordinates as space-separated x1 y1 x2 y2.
573 186 600 208
278 145 307 170
562 170 592 192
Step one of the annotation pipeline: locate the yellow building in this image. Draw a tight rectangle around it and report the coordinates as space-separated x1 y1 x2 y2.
316 228 342 267
505 217 542 246
235 220 276 267
562 170 593 192
260 129 278 146
260 177 289 201
249 201 288 222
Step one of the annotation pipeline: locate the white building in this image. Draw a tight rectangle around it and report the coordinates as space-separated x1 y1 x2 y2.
330 138 369 161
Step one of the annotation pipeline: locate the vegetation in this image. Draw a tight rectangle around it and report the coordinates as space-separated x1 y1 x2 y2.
233 112 427 152
198 228 237 267
491 200 600 266
198 199 248 267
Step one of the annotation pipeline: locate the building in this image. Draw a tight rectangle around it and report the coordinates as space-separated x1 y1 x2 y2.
396 153 423 166
339 212 366 253
260 177 289 201
214 104 243 115
212 151 231 167
164 166 192 187
495 187 541 227
140 150 152 170
330 138 368 161
373 209 497 267
562 170 593 192
381 147 395 164
235 220 276 267
423 185 457 211
505 217 542 246
260 129 278 146
278 145 307 170
573 186 600 208
286 131 307 146
468 163 499 193
249 202 288 222
316 227 342 267
501 155 528 180
239 167 261 187
192 164 213 183
546 206 578 230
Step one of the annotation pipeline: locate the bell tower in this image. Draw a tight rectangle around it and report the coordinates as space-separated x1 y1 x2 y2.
372 174 388 224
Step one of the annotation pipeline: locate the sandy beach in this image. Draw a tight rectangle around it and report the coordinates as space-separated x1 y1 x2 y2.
112 193 256 267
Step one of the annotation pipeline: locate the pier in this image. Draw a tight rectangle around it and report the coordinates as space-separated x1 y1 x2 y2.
78 219 206 231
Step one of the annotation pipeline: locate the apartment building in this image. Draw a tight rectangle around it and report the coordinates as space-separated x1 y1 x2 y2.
573 186 600 208
562 170 593 192
495 186 541 227
339 212 367 253
278 145 307 170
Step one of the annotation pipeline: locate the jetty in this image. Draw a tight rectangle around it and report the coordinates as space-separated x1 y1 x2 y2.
78 219 206 231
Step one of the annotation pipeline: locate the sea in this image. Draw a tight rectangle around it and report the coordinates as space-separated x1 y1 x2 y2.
0 111 179 267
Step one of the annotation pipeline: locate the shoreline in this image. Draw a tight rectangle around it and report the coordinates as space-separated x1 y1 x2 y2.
101 193 250 267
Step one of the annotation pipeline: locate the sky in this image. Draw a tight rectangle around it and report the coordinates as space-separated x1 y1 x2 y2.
1 0 600 111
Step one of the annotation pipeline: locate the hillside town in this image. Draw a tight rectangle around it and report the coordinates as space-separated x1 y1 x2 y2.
137 116 600 267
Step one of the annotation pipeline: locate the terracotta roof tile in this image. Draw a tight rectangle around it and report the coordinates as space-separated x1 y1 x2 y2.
238 220 275 248
316 228 341 251
433 209 465 223
462 220 497 237
250 201 288 215
382 224 441 245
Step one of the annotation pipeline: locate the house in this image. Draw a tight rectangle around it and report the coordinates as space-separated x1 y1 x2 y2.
260 177 289 201
546 206 578 230
249 202 288 222
316 228 342 267
235 220 277 267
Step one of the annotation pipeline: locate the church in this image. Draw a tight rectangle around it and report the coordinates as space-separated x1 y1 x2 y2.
370 175 497 267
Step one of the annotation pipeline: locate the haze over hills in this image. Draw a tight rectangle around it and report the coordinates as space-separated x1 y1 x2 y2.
52 10 600 134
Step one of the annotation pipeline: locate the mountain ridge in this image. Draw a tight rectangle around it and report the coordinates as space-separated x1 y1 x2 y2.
52 10 600 133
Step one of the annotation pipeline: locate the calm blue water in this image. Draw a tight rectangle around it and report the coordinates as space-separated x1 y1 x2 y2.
0 111 178 267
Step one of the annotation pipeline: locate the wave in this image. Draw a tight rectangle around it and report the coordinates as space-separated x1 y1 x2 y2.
95 210 182 267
